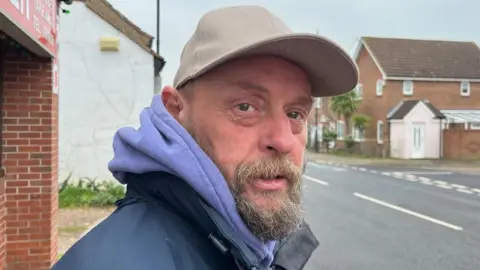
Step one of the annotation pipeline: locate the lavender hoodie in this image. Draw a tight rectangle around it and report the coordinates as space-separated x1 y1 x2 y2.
108 95 275 267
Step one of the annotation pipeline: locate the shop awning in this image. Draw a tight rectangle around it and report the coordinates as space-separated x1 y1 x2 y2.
0 1 58 57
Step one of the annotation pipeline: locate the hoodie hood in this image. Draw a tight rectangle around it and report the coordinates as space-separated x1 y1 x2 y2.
108 95 275 267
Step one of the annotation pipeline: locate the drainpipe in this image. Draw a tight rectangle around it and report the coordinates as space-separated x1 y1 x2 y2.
439 118 443 158
0 35 5 177
315 100 319 152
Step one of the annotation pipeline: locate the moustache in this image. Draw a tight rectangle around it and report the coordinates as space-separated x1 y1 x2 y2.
236 157 303 185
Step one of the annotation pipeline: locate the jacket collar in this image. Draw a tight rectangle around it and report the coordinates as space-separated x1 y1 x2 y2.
125 172 318 270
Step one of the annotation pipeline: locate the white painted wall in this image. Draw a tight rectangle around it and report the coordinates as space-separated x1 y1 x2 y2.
389 121 406 159
390 102 442 159
58 3 155 182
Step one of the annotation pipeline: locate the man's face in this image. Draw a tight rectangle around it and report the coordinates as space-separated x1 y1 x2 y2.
162 56 312 241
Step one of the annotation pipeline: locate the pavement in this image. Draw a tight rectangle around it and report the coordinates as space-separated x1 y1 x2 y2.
306 152 480 174
302 161 480 270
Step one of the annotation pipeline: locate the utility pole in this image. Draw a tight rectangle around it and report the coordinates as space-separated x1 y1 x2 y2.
156 0 160 53
314 28 320 153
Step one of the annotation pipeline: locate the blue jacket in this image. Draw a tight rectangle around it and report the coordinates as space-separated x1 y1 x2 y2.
52 172 319 270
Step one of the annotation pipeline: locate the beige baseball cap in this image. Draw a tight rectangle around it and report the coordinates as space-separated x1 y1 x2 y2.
173 5 359 97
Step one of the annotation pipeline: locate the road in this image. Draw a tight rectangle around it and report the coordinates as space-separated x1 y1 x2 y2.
302 162 480 270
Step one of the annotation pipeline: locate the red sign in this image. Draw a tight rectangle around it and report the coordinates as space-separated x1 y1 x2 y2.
0 0 58 56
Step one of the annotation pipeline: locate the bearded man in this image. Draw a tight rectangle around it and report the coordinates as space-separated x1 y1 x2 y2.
53 5 358 270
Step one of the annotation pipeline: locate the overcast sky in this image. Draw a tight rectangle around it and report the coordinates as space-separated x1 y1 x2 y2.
106 0 478 86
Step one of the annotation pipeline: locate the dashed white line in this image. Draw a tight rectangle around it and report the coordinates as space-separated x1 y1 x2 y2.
399 171 453 175
457 189 474 194
303 175 329 186
353 193 463 231
437 184 452 189
451 184 467 189
310 161 478 196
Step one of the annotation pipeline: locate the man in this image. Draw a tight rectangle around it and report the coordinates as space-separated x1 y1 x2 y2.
53 5 358 270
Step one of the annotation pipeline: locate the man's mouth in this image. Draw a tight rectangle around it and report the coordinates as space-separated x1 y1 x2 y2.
252 175 288 191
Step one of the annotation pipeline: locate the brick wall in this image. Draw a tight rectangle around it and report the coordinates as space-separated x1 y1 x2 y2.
443 124 480 159
1 38 58 270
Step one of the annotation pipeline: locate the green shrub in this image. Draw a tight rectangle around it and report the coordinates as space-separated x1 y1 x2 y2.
344 135 356 149
59 176 125 208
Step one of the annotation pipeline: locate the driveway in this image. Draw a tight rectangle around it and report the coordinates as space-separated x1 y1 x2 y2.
302 162 480 270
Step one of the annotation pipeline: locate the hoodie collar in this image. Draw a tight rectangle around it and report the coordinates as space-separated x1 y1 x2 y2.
125 171 319 270
108 95 275 267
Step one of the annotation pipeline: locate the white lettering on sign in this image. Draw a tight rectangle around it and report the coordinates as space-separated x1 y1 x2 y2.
10 0 30 20
31 0 55 46
9 0 56 49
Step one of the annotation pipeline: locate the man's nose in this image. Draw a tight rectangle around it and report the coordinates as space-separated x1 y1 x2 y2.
260 115 295 155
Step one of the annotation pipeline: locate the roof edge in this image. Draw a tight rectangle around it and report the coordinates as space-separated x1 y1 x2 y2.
85 0 163 59
356 37 387 80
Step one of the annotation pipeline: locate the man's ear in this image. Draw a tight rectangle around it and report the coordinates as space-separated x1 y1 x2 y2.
161 86 185 121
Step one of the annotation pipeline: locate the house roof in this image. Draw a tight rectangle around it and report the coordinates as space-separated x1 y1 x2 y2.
441 110 480 123
361 37 480 79
84 0 165 73
387 100 445 120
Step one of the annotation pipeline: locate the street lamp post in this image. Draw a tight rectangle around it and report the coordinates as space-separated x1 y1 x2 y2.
156 0 160 53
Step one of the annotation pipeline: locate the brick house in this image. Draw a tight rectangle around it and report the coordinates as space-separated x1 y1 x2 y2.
314 36 480 158
1 1 61 269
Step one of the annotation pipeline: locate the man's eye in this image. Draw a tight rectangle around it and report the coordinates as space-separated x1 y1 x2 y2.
236 103 254 111
287 111 302 120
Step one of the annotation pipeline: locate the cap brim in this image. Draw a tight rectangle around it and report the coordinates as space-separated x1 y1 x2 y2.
185 33 359 97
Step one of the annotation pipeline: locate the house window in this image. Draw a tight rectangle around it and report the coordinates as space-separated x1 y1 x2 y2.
460 81 470 96
353 127 364 141
377 120 384 143
336 121 345 139
471 122 480 130
354 84 363 99
403 80 413 96
314 98 322 108
376 79 384 96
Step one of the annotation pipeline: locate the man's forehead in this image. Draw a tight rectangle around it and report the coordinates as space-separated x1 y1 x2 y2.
232 80 313 105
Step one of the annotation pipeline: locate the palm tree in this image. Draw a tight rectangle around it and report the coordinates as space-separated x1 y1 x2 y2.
330 90 360 137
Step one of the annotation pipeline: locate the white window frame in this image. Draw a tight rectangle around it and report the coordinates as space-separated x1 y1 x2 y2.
460 81 470 96
402 80 413 96
353 127 364 142
314 97 322 108
336 121 345 140
471 122 480 130
377 120 384 144
354 83 363 99
376 79 384 96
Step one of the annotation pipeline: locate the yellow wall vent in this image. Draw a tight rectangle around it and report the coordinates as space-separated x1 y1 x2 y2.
99 37 120 52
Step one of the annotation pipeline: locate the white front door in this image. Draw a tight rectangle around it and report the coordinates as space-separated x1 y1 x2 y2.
411 123 426 159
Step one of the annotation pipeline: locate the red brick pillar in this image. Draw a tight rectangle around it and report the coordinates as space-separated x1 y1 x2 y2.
1 39 58 270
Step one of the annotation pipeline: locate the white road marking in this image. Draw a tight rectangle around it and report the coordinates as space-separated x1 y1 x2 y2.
437 184 453 189
353 193 463 231
451 184 467 189
398 171 453 175
457 189 475 194
420 181 433 185
472 188 480 193
405 175 418 181
418 176 431 181
433 180 448 185
303 175 329 186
